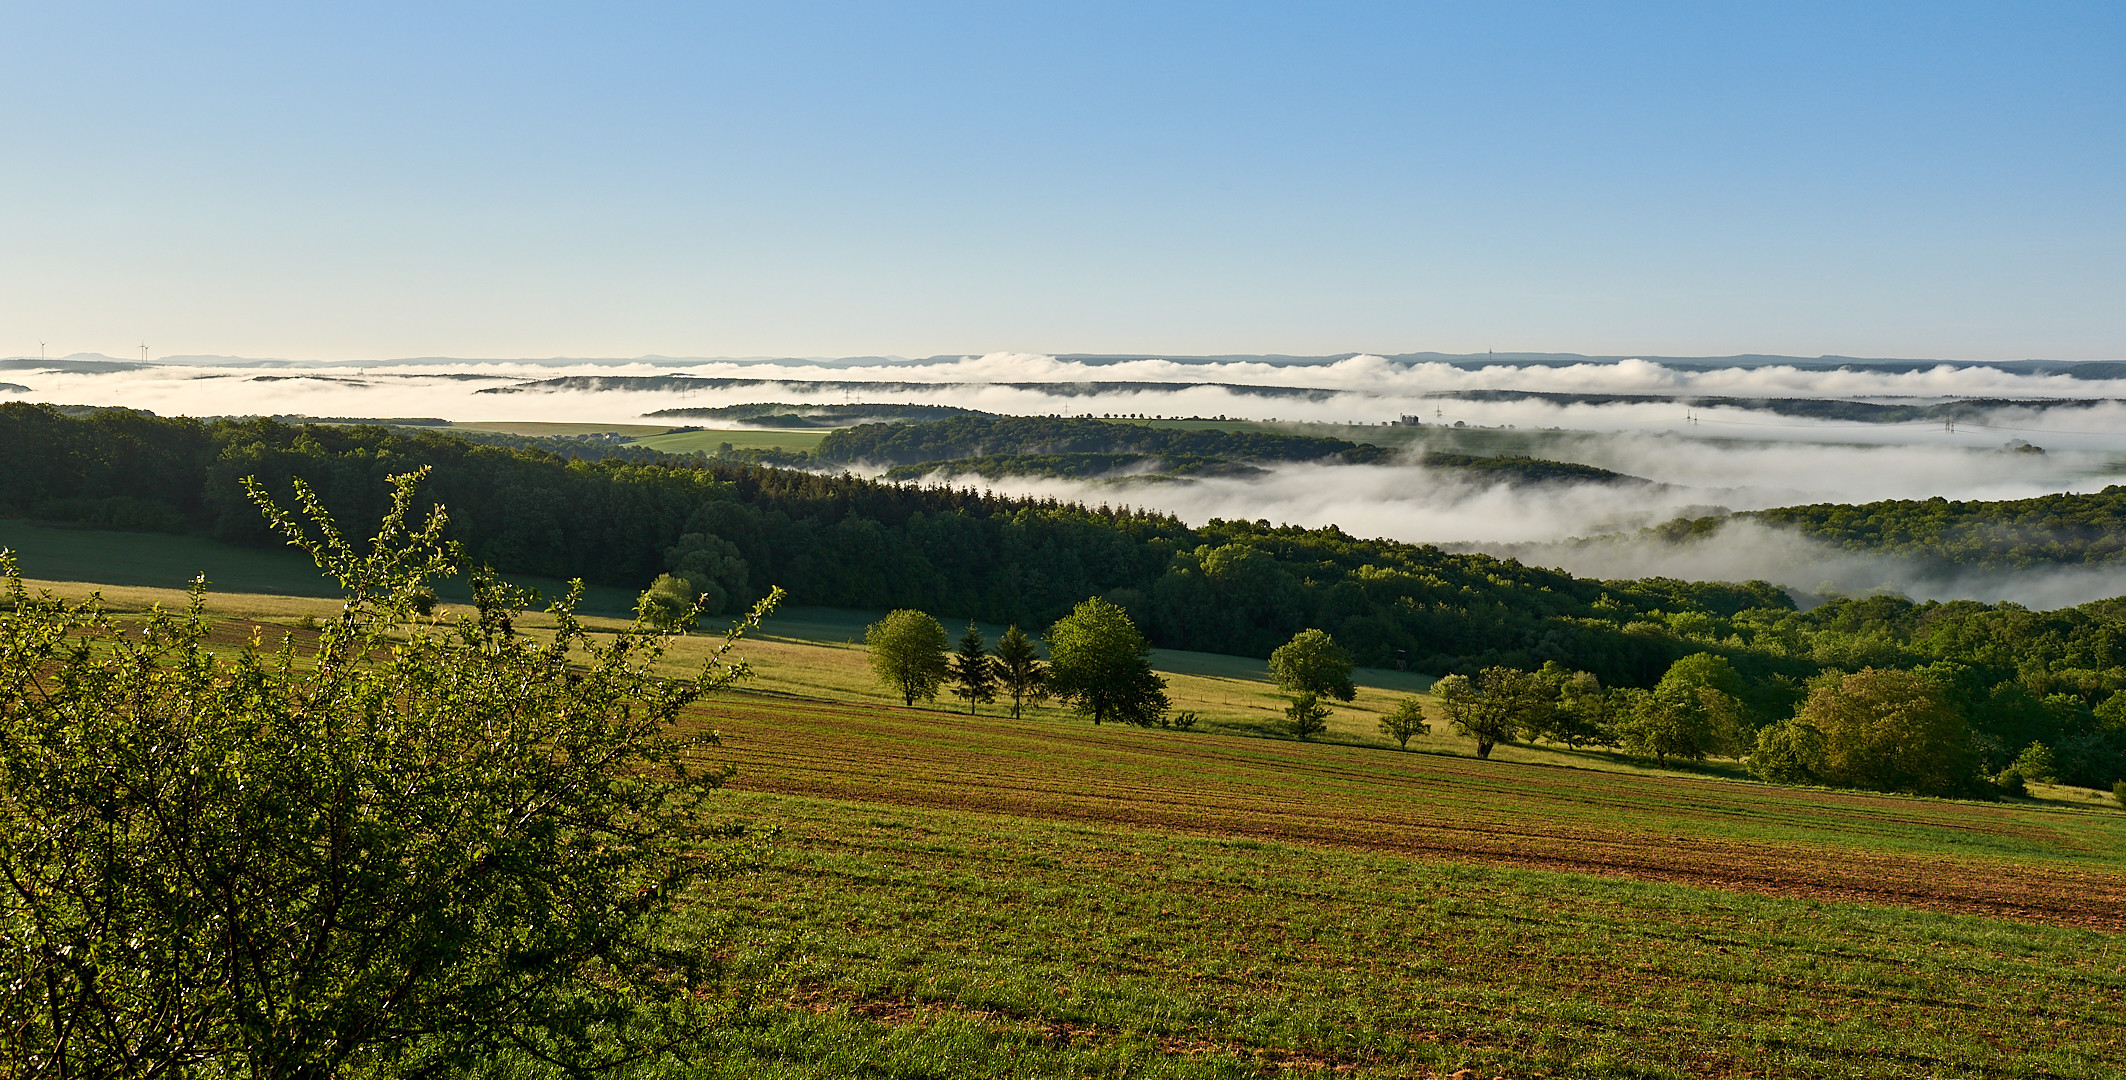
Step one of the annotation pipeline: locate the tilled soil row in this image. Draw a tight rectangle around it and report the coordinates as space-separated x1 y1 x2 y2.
704 695 2126 932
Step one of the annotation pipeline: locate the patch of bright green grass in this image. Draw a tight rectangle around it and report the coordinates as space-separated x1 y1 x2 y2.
452 420 677 437
632 428 832 454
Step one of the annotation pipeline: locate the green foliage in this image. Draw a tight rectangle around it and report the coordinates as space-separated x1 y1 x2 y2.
637 571 699 630
865 609 950 707
1745 486 2126 570
1046 597 1170 727
950 622 997 714
1612 653 1745 767
1377 698 1431 749
1268 628 1357 702
1433 667 1551 759
1416 450 1640 485
1284 692 1331 740
0 469 781 1076
2012 741 2060 784
665 531 750 615
1534 662 1613 748
1798 668 1982 797
817 414 1370 469
991 625 1047 720
2115 779 2125 806
1750 720 1828 785
9 405 2126 796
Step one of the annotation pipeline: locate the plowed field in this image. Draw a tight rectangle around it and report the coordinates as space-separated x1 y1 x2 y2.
702 694 2126 930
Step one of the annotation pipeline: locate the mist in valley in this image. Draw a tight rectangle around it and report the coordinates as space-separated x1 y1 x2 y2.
9 351 2126 610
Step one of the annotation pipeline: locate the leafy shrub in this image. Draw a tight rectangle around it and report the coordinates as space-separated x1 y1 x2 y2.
1284 692 1330 740
0 469 784 1075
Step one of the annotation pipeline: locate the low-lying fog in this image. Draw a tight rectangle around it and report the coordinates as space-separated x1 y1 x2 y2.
10 351 2126 608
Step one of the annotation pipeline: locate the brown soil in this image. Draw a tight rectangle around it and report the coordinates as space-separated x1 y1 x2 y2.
700 694 2126 932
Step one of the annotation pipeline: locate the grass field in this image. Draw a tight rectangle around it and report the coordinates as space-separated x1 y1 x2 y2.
681 789 2125 1079
7 545 2125 1075
634 690 2126 1078
0 520 644 614
632 427 833 454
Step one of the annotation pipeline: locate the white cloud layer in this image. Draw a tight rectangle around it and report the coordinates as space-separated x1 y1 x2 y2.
9 352 2126 607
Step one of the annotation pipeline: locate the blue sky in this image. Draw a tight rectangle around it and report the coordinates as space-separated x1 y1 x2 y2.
3 2 2120 361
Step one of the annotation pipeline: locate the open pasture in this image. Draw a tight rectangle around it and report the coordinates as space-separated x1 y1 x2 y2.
631 426 833 454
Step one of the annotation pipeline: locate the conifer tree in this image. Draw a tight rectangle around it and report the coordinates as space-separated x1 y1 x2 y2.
993 624 1047 719
950 621 998 714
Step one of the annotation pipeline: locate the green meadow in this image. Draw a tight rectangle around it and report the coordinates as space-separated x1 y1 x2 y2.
6 520 2125 1077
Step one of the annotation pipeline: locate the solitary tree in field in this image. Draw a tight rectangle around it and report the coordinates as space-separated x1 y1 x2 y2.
1269 628 1357 702
0 469 782 1076
950 621 998 714
993 624 1047 719
636 571 699 630
1285 691 1331 739
1433 666 1550 758
1378 697 1430 749
1047 597 1169 726
866 609 950 706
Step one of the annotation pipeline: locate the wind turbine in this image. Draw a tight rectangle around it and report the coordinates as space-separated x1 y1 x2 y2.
140 343 149 364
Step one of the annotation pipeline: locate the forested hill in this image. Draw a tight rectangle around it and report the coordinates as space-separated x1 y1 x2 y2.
0 403 1763 686
818 415 1645 484
8 403 2126 789
815 415 1379 467
1627 488 2126 570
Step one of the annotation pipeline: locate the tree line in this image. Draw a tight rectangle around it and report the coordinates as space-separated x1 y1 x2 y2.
4 403 2125 793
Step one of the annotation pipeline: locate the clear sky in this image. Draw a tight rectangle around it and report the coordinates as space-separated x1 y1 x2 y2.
4 2 2120 362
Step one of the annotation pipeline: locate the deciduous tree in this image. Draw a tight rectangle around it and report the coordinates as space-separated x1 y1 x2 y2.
866 609 950 706
1285 692 1330 739
1378 698 1430 749
1268 628 1357 702
1799 667 1980 797
1046 597 1169 727
1433 666 1550 759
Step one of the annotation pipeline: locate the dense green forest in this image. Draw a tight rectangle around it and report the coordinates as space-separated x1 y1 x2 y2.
814 414 1385 467
3 402 2124 789
1628 488 2126 571
817 414 1641 484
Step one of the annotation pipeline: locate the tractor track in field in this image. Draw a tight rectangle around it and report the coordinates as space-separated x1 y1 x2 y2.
700 695 2126 932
